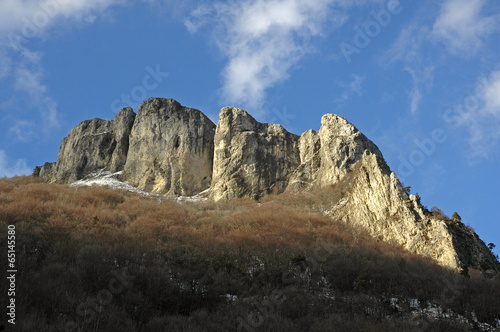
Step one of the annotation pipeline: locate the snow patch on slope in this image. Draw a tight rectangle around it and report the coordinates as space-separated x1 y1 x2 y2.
70 170 150 195
69 169 208 203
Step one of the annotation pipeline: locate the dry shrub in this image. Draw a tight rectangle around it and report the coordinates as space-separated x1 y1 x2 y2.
0 175 44 192
72 185 127 207
0 176 499 331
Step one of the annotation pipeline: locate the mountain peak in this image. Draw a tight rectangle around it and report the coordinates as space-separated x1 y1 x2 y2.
33 97 500 276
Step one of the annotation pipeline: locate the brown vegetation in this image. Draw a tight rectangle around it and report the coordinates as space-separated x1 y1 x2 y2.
0 176 499 331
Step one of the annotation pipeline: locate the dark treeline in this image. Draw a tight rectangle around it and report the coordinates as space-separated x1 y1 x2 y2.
0 177 499 331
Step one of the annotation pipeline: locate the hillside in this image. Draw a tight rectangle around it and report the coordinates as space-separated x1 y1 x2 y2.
1 176 500 331
33 98 500 275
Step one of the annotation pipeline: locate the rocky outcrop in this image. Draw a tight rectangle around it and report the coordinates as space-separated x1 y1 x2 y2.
209 107 300 201
285 113 498 274
207 110 499 273
123 98 215 196
288 114 383 189
328 151 463 270
33 98 500 275
316 114 383 186
36 98 215 196
32 162 56 180
42 107 135 183
110 107 136 172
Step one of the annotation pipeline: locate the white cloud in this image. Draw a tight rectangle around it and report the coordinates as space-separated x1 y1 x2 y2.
432 0 497 56
186 0 356 113
0 150 31 178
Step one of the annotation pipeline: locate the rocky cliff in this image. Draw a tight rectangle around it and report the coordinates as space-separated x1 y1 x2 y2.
123 98 215 196
210 107 300 201
39 107 135 183
34 97 500 276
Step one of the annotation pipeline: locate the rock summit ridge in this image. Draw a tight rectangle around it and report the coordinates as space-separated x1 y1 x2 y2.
33 97 500 275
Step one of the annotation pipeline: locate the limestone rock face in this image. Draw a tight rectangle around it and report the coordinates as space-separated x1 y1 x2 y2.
286 129 320 190
330 152 500 273
316 114 383 186
32 162 56 180
328 152 462 270
33 98 499 275
288 114 383 189
287 113 498 273
110 107 136 172
123 98 215 196
40 107 135 183
209 107 300 201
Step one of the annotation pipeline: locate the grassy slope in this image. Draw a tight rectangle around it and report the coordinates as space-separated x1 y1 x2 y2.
0 176 499 331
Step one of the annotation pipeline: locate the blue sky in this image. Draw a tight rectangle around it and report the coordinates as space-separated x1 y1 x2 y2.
0 0 499 256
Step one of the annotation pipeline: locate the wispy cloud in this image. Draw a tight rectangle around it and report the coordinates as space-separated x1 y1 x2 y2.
185 0 358 113
42 97 59 129
334 74 365 105
481 71 500 116
408 88 422 115
8 47 60 133
0 0 124 141
453 70 500 159
184 4 213 34
406 65 434 115
385 1 499 116
14 59 46 96
0 49 11 80
0 150 31 177
385 24 434 115
386 24 428 64
0 0 123 37
9 120 36 142
432 0 498 57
